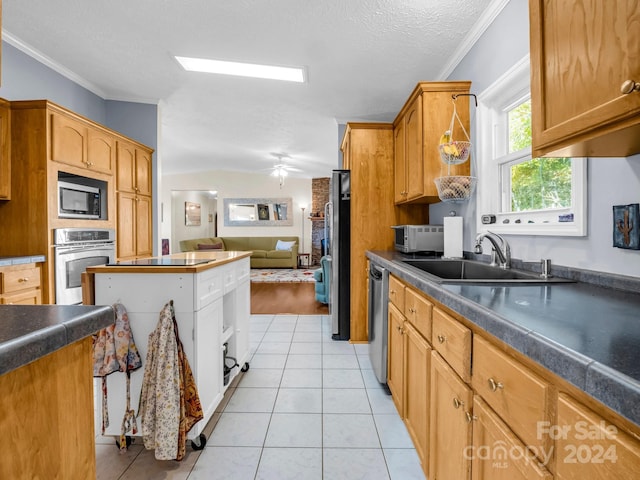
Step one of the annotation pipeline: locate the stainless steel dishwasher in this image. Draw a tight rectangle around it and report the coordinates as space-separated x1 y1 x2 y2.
368 263 389 385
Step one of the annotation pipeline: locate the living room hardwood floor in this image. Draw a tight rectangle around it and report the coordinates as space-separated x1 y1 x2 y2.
251 282 329 315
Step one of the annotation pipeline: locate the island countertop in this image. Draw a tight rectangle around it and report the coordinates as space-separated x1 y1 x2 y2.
0 304 115 376
86 251 252 274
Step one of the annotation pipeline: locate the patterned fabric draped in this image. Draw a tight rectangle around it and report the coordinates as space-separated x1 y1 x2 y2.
92 303 142 451
139 301 203 461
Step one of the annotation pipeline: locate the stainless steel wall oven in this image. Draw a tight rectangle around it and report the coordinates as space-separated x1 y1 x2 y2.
53 228 116 305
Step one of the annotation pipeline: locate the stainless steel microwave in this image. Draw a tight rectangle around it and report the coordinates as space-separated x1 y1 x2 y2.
58 181 101 219
391 225 444 253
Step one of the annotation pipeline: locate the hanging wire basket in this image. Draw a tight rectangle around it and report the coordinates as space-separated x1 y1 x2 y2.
438 97 472 165
434 175 477 203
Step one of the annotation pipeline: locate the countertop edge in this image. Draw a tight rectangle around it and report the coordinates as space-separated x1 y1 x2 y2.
367 250 640 428
0 305 115 376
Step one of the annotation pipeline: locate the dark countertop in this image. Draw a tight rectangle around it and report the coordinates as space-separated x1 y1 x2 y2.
0 304 115 376
367 250 640 427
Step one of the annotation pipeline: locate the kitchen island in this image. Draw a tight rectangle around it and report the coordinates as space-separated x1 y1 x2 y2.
0 304 115 479
86 251 252 449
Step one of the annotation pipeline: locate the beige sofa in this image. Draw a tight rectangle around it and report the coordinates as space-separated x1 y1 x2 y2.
179 236 299 269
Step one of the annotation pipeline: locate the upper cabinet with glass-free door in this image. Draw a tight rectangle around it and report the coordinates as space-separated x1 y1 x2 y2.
529 0 640 158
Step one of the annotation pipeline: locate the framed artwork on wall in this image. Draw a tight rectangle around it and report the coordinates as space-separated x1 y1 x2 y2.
185 201 201 226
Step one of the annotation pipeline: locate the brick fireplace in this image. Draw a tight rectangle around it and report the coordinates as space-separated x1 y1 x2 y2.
310 177 330 266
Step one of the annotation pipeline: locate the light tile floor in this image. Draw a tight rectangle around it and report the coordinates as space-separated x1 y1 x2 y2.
96 314 425 479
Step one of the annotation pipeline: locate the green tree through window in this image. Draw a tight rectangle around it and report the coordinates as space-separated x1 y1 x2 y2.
506 100 572 212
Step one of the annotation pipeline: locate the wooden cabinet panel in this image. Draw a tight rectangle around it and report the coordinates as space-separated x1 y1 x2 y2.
471 396 552 480
404 321 431 477
393 121 406 203
388 274 406 312
135 194 153 258
116 192 137 259
135 148 152 196
50 112 114 174
116 140 153 259
432 307 472 383
0 100 11 200
0 263 42 305
2 266 41 293
87 129 115 174
472 335 551 456
405 287 433 341
51 113 85 168
387 302 405 416
529 0 640 157
430 350 473 480
405 95 424 201
556 394 640 480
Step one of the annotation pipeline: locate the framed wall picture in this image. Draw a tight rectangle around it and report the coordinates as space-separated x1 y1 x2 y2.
613 203 640 249
185 201 201 226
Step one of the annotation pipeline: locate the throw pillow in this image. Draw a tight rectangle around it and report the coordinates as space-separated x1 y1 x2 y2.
275 240 296 251
197 242 223 250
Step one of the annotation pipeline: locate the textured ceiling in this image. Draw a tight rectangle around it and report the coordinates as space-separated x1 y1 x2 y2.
3 0 495 179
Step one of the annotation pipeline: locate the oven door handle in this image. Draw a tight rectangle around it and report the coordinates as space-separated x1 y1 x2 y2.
55 243 115 255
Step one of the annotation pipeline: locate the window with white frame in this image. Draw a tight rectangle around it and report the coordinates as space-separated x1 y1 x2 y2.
475 56 587 236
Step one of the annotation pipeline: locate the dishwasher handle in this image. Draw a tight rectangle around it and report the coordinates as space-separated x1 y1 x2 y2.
369 264 384 281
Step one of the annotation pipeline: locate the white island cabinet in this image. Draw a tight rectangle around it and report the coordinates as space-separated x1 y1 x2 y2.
88 251 251 448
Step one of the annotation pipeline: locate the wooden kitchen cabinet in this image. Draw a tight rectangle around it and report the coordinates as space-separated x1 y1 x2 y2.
51 111 115 175
116 139 153 260
430 350 473 480
0 99 10 200
404 320 431 476
387 302 405 415
116 192 152 260
529 0 640 158
432 306 472 383
471 396 553 480
387 275 432 476
116 140 152 196
0 263 42 305
555 394 640 480
393 81 472 204
472 335 552 457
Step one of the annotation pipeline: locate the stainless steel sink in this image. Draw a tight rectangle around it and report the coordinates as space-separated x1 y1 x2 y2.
402 259 575 284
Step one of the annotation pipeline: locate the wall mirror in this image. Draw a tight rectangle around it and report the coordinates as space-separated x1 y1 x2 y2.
224 197 293 226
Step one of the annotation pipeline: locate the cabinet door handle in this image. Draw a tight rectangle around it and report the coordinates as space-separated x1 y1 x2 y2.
621 79 640 95
453 397 464 409
437 334 446 344
18 277 29 283
488 377 504 392
466 412 477 423
408 307 415 314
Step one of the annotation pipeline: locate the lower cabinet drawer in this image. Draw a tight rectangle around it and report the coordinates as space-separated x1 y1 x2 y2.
388 275 405 312
1 266 41 294
472 335 551 456
1 289 42 305
405 287 433 341
431 307 472 382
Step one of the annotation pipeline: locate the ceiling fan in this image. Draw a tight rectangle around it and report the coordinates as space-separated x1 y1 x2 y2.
266 153 302 187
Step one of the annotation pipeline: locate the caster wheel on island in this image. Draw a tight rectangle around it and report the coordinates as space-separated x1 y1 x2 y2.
191 433 207 450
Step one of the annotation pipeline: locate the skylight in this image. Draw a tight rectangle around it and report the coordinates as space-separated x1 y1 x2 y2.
175 56 306 83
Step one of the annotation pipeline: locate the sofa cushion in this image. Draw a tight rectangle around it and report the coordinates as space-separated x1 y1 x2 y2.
275 239 296 251
197 242 224 250
250 250 267 258
267 250 293 259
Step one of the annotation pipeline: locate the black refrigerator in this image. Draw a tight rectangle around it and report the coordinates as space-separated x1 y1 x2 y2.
330 169 350 340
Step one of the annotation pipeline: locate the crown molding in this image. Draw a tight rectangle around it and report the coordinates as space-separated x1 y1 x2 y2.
436 0 511 80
